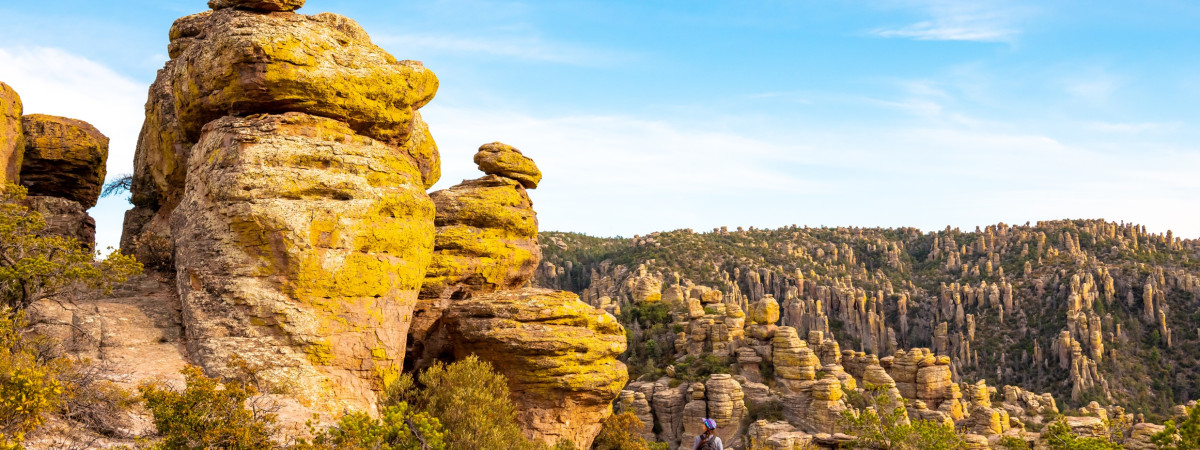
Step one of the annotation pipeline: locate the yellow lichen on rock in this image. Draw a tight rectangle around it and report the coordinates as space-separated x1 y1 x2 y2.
171 112 433 417
124 7 439 267
475 141 542 189
0 82 23 182
420 174 541 298
442 288 628 448
19 114 108 207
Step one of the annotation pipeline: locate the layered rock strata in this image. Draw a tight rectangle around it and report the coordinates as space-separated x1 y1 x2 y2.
171 112 433 413
437 288 627 448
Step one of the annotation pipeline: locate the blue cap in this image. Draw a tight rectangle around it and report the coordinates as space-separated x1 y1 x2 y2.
702 418 717 430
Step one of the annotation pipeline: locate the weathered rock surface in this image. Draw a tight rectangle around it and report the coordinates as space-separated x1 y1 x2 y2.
170 112 434 415
124 5 439 265
26 274 189 439
420 172 540 298
409 144 541 349
474 142 541 189
22 196 96 247
0 82 22 182
705 374 747 447
438 288 627 448
1124 422 1165 450
19 114 108 207
208 0 305 11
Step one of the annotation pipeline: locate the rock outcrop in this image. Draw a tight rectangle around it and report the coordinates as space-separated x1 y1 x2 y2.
170 112 434 415
0 83 106 246
22 196 96 247
438 288 627 448
19 114 108 208
112 3 627 447
0 82 23 181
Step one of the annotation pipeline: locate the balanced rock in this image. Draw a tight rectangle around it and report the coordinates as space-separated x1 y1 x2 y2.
408 156 542 347
19 114 107 207
475 142 541 189
0 82 22 181
420 173 540 298
170 112 434 415
440 288 627 448
208 0 305 11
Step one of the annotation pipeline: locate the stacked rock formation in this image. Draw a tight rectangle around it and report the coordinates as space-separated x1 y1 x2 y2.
437 289 627 446
0 82 107 246
116 1 625 447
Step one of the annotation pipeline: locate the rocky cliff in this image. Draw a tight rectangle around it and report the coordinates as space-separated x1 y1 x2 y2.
538 222 1200 446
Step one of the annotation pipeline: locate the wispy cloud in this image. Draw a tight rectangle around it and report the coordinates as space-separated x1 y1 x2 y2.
1086 121 1181 134
374 33 631 66
870 0 1025 43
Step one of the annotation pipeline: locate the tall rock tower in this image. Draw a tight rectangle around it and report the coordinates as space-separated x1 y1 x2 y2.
119 1 626 447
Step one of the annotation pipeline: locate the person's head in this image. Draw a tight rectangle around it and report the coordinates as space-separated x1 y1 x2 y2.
702 418 717 436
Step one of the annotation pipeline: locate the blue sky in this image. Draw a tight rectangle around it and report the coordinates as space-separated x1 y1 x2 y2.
2 0 1199 252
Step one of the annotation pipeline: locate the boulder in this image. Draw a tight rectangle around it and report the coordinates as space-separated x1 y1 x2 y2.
440 288 627 448
0 82 22 182
170 112 434 416
419 174 540 298
19 114 107 207
22 196 95 247
1124 422 1165 450
208 0 305 11
474 142 541 189
705 374 747 446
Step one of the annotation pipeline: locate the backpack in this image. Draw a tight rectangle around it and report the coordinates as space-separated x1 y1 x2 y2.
696 435 718 450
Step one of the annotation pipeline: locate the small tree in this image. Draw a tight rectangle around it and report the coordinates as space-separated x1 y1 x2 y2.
140 365 280 450
1039 417 1122 450
403 355 541 450
0 310 65 448
0 183 141 309
593 411 667 450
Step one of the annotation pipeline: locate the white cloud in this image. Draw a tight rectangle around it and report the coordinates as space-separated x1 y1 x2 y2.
1085 121 1181 134
420 102 1200 239
374 33 630 66
870 1 1024 43
421 105 829 236
0 46 146 252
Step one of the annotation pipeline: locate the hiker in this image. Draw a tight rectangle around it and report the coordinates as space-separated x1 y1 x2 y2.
691 418 722 450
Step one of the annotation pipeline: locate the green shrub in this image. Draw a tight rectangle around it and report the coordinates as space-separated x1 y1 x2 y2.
593 411 667 450
1153 403 1200 450
302 402 445 450
405 355 541 450
140 364 279 450
838 387 964 450
0 184 142 309
1040 417 1122 450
